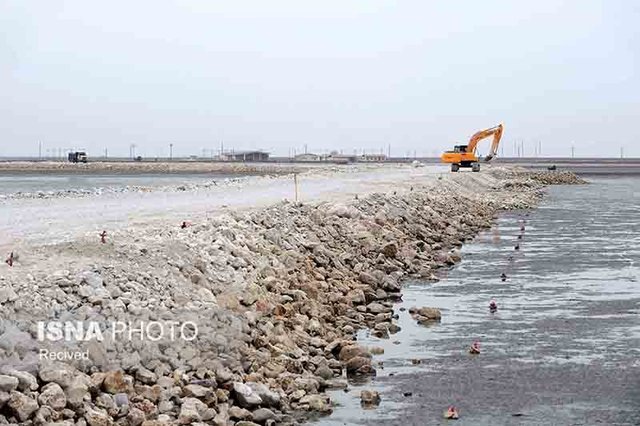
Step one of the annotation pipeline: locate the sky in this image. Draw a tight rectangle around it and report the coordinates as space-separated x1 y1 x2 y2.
1 0 638 158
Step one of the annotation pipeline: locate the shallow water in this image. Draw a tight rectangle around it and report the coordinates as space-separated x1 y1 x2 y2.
0 172 244 194
318 176 640 425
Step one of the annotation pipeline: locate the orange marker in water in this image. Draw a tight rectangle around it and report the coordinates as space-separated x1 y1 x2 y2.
444 406 459 419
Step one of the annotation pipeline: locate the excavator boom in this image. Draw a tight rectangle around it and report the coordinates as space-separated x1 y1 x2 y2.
440 123 504 172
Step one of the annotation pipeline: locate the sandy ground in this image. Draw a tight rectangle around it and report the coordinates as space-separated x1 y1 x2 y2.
0 163 455 252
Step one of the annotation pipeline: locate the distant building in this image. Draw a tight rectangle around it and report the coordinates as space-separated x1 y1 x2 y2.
222 151 270 162
359 154 387 162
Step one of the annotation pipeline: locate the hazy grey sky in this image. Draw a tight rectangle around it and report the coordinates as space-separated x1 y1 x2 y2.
1 1 638 158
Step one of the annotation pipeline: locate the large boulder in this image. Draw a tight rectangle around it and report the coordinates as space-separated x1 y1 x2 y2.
8 391 39 422
252 407 276 423
380 242 398 258
345 356 376 376
0 375 19 392
247 382 281 407
409 306 442 321
338 344 371 361
39 364 75 388
38 382 67 410
232 382 262 408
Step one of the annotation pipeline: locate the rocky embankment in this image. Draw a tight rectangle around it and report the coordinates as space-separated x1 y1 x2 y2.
0 170 584 425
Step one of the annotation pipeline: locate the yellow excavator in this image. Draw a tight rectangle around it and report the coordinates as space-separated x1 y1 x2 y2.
441 123 504 172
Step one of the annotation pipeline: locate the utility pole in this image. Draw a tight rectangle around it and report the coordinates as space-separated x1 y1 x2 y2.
169 143 173 160
388 143 391 159
620 146 624 159
571 144 575 158
38 141 42 160
104 148 108 159
304 143 308 154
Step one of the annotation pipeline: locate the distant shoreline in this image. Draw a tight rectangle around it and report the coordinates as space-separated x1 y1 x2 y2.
0 158 637 175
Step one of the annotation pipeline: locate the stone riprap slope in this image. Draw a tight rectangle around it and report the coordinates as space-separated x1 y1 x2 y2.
0 169 584 425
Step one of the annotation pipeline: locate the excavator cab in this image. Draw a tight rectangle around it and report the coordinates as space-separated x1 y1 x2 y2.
444 145 468 154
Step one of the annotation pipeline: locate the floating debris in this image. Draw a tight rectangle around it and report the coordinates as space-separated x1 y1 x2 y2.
469 341 481 354
99 230 107 244
444 406 459 419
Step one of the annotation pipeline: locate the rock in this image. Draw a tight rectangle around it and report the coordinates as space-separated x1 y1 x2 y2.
360 389 381 406
369 346 384 355
380 242 398 258
38 382 67 410
228 406 252 420
325 379 348 389
252 407 276 423
345 356 374 375
388 323 401 334
184 383 213 399
4 370 38 391
294 377 319 393
7 391 39 422
126 407 146 426
233 382 262 408
178 397 207 424
359 272 377 286
0 375 19 392
103 370 130 394
372 323 389 339
65 377 90 408
247 382 280 407
0 391 9 408
410 306 442 322
346 289 366 305
366 302 388 314
135 367 157 385
235 422 261 426
314 365 334 380
299 394 332 414
338 344 370 361
84 404 113 426
39 365 75 387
